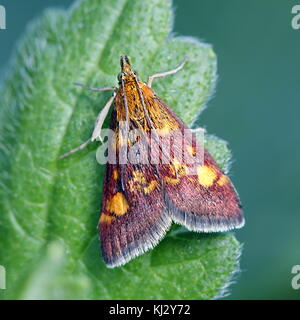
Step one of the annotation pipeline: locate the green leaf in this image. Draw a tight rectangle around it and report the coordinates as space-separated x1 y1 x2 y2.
0 0 241 299
8 242 91 300
82 232 240 299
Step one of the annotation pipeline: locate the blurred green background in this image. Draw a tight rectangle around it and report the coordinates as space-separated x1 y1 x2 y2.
0 0 299 299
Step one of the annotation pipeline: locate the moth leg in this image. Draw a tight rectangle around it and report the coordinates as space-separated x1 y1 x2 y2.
74 82 116 92
91 93 116 142
147 59 186 87
58 94 115 160
74 82 116 142
58 138 92 159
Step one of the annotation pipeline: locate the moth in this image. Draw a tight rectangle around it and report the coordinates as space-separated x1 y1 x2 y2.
60 55 244 268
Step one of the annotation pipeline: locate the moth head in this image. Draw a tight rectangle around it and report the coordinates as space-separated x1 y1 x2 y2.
118 55 138 83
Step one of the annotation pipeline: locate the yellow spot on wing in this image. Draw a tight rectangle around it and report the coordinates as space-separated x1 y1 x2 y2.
165 158 189 185
164 176 180 185
173 159 182 171
99 213 114 225
143 180 158 194
186 145 196 157
132 170 146 183
217 174 229 186
106 192 129 216
197 165 217 187
170 159 187 176
113 169 119 180
130 171 158 194
158 124 171 136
